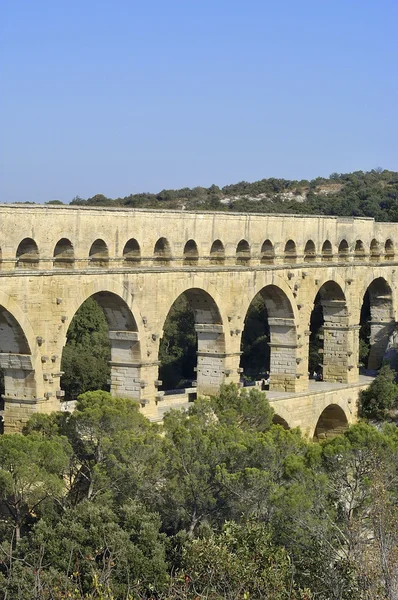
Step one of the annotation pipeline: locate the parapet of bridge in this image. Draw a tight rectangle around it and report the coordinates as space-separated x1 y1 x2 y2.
0 205 396 435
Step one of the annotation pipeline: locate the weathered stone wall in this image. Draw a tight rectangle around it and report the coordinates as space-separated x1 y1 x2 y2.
0 205 397 433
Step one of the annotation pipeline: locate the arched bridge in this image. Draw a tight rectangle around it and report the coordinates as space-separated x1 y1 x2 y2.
0 205 396 437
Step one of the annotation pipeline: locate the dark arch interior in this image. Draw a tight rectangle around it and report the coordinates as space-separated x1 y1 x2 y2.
123 239 141 264
370 239 380 261
308 281 347 380
89 239 109 267
284 240 296 263
361 278 393 370
272 414 290 430
184 240 199 266
261 240 274 264
338 239 349 260
355 240 366 259
236 240 250 265
304 240 316 261
240 285 295 384
0 307 33 433
61 292 139 400
385 239 394 259
313 404 348 440
322 240 333 261
210 240 225 265
16 238 39 268
159 289 224 391
154 238 171 265
53 238 74 268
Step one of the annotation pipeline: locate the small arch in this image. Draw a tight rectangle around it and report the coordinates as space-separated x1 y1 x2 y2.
123 239 141 265
370 239 380 262
304 240 316 262
236 240 251 265
53 238 74 269
354 240 366 260
272 414 290 430
260 240 274 265
321 240 333 261
284 240 297 264
16 238 39 268
385 239 394 260
313 404 348 441
183 239 199 266
89 239 109 267
210 240 225 265
154 237 171 265
338 239 349 261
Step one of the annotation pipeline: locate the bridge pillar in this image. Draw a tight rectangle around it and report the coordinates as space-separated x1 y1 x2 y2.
322 323 359 383
0 353 41 433
368 320 396 370
108 330 142 400
195 324 228 395
267 318 304 392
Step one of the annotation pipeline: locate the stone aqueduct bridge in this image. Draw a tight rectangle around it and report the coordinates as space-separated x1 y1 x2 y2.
0 205 396 436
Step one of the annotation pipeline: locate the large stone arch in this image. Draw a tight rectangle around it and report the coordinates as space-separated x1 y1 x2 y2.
312 403 349 441
62 279 143 401
0 291 41 433
271 403 293 430
308 279 351 383
159 287 226 396
241 281 298 392
360 276 395 370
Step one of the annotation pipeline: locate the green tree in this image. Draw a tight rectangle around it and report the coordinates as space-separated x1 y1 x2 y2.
359 365 398 419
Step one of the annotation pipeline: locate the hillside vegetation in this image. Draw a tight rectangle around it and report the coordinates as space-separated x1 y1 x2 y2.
61 169 398 220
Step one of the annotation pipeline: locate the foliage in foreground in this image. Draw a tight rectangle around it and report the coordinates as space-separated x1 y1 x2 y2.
0 386 398 599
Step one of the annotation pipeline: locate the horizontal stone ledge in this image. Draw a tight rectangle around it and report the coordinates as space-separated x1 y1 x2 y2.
267 318 296 327
108 330 139 341
268 342 302 349
197 351 240 358
0 353 33 371
195 324 224 333
109 360 160 368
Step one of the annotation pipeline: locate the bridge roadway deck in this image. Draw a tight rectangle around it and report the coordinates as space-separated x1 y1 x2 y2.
152 375 375 435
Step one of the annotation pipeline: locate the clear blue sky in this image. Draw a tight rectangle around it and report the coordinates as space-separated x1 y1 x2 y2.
1 0 397 203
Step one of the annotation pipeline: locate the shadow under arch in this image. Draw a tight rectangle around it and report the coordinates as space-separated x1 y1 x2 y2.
240 284 297 392
53 238 74 269
272 414 290 430
361 277 394 370
309 280 350 383
61 290 141 401
16 238 39 269
313 404 348 441
159 287 225 396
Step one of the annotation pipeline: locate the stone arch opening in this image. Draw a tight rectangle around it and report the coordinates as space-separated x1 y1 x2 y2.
123 239 141 265
89 239 109 267
154 237 171 265
159 288 225 395
236 240 251 265
309 281 350 383
0 307 37 433
321 240 333 262
240 285 297 391
183 240 199 266
210 240 225 265
360 278 394 370
53 238 74 269
355 240 366 260
61 292 141 401
385 239 394 260
272 414 290 430
304 240 316 262
260 240 274 265
313 404 348 441
284 240 297 264
338 239 349 261
370 239 381 262
16 238 39 269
